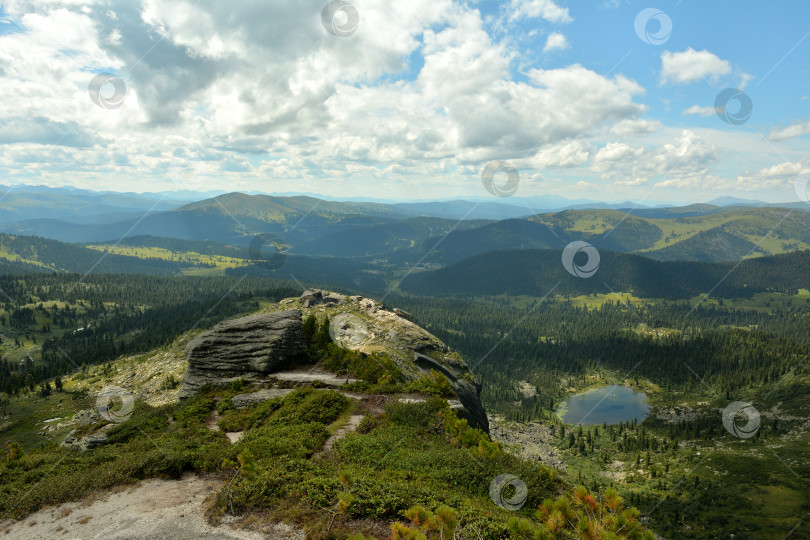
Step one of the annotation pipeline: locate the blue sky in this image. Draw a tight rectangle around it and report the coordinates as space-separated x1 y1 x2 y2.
0 0 809 204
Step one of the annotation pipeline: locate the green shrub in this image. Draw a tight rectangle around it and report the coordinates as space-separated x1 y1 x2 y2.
356 414 381 434
314 315 332 349
218 397 283 432
174 396 214 427
406 370 455 397
442 410 502 459
218 387 349 432
271 388 349 425
384 399 446 430
216 397 234 415
105 403 171 445
303 314 318 341
392 504 458 539
236 422 330 460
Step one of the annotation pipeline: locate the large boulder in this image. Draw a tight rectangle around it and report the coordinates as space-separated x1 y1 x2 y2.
179 310 304 398
301 288 347 307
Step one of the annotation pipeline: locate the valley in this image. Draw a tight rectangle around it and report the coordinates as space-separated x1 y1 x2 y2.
0 191 808 539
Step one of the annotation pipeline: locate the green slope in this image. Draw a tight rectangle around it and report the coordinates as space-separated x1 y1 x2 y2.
0 234 184 275
399 249 810 299
401 206 810 264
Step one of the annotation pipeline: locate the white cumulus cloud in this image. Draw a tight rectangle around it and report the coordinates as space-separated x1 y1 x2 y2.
543 32 568 52
592 130 718 183
683 105 715 117
527 139 592 168
508 0 572 23
660 48 731 85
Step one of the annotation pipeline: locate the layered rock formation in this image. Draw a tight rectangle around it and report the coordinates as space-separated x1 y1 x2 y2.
178 291 489 433
179 310 304 398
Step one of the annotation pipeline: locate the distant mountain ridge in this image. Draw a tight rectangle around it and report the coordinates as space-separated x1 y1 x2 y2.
0 184 186 226
1 190 809 264
706 196 768 206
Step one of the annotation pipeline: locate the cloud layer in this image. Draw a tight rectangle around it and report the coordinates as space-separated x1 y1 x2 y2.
0 0 805 203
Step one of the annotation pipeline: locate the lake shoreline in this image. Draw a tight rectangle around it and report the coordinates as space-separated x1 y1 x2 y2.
557 385 650 426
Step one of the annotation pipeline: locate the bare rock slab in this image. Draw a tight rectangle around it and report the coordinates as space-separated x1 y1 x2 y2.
179 311 304 398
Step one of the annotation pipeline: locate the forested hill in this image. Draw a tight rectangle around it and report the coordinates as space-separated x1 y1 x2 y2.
0 234 184 275
400 248 810 299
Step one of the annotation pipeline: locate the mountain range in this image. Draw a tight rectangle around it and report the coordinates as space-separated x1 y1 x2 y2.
1 187 809 270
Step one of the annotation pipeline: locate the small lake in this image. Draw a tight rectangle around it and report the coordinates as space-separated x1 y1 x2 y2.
559 385 650 425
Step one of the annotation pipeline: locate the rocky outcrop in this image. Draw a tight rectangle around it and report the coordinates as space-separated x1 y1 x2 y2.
179 311 304 398
315 292 490 433
300 288 323 307
412 352 487 433
488 415 567 470
178 291 490 433
301 288 347 307
60 424 115 452
392 308 415 322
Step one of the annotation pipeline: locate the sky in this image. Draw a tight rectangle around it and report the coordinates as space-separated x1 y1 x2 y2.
0 0 809 204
